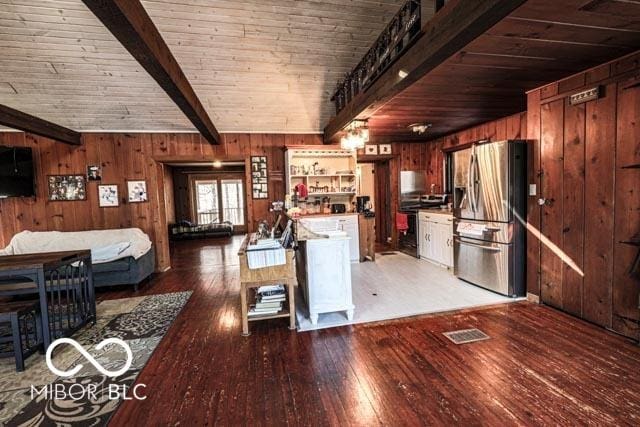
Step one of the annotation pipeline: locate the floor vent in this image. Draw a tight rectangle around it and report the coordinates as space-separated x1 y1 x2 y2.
379 251 397 256
443 328 490 344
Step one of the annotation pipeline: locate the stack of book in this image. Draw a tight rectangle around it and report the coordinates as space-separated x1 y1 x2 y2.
248 284 287 317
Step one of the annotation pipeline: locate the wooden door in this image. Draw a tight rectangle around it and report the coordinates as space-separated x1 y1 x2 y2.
539 98 565 310
539 85 618 329
374 160 391 244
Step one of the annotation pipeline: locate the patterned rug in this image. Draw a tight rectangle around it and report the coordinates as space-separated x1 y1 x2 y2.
0 291 191 426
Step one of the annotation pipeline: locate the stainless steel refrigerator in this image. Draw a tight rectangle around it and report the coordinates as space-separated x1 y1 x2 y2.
452 140 526 297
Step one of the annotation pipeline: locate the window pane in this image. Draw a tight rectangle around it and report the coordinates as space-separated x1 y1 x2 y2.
221 179 245 226
195 180 218 224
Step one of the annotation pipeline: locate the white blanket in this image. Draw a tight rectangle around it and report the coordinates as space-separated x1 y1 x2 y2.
0 228 152 264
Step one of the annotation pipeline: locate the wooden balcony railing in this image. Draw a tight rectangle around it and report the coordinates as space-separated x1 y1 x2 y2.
331 0 423 114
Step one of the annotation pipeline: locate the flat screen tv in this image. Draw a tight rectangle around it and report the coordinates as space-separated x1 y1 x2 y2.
0 145 36 198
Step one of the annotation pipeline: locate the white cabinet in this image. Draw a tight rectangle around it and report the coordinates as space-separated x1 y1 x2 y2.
337 215 360 263
418 211 453 268
297 236 355 325
298 215 360 263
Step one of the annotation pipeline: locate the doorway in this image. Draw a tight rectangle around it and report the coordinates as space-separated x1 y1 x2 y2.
192 178 245 228
357 160 391 245
169 164 248 234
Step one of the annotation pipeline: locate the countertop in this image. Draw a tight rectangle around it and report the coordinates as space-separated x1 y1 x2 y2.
418 208 453 215
285 212 361 220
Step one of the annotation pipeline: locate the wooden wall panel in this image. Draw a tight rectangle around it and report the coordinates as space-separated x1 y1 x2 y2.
613 77 640 340
583 83 616 327
527 52 640 339
0 131 322 271
539 99 564 309
561 100 586 317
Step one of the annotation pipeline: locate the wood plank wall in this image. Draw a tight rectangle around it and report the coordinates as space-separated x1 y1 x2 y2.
386 112 527 248
527 51 640 340
0 132 322 272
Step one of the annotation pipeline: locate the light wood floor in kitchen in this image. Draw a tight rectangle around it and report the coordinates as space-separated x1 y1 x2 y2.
104 237 640 426
296 250 515 331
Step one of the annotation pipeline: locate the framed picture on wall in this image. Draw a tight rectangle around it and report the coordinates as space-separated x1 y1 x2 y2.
364 145 378 155
87 165 102 181
127 180 148 203
47 175 86 201
379 144 392 155
251 156 268 199
98 184 119 207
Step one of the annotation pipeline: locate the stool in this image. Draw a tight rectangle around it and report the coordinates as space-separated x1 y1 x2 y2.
0 301 42 372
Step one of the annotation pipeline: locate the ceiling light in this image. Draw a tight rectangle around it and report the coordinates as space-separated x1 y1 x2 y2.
212 160 222 168
409 123 432 135
398 69 409 79
340 120 369 151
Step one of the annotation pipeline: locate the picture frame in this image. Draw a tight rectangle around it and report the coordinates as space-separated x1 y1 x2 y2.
98 184 119 207
250 156 268 199
379 144 392 155
364 145 378 155
47 175 86 201
87 165 102 181
127 180 148 203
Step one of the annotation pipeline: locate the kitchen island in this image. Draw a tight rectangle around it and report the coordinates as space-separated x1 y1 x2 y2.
290 215 355 325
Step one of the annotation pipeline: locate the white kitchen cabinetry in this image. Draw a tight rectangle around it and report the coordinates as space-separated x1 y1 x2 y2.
296 235 355 325
418 211 453 269
298 215 360 263
337 215 360 263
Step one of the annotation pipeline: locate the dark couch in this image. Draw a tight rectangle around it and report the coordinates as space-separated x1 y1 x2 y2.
92 247 155 291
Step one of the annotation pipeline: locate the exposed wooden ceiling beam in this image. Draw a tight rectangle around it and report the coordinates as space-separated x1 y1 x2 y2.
0 104 81 145
323 0 529 143
81 0 221 144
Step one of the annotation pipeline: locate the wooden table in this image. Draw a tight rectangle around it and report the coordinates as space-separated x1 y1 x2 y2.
0 250 96 349
237 235 296 336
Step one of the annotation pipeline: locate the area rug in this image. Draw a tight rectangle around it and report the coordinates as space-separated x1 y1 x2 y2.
0 291 191 426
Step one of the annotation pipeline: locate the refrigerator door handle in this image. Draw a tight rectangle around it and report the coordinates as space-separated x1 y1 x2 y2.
473 148 481 215
467 149 476 213
456 238 501 252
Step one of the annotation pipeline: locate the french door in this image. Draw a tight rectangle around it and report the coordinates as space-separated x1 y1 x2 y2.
192 177 246 232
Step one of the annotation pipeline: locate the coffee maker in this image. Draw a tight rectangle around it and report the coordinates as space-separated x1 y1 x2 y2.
356 196 371 213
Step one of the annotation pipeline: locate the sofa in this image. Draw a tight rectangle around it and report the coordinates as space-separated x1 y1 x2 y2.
0 228 155 291
91 246 155 290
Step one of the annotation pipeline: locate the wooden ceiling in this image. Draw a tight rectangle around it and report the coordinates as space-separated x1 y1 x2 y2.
361 0 640 142
0 0 404 133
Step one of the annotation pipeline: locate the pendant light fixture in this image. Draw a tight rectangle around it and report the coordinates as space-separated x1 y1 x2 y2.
340 120 369 151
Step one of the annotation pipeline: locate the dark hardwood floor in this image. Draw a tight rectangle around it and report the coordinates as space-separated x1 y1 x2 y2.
105 238 640 426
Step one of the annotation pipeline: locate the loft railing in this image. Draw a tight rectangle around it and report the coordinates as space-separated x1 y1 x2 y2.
331 0 423 114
